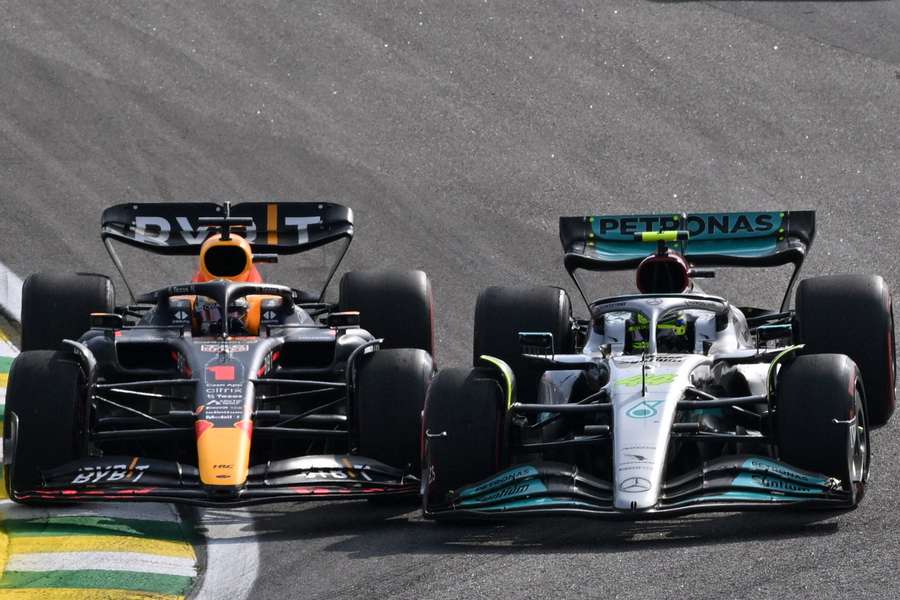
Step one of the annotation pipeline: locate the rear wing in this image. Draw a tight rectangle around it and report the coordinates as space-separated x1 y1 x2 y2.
559 211 815 310
101 202 353 255
101 202 353 301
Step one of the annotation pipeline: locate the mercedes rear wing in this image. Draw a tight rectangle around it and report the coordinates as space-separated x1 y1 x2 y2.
559 211 815 311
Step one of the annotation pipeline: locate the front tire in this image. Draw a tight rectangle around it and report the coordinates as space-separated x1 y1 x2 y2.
422 367 505 512
776 354 868 497
4 351 86 503
354 348 434 473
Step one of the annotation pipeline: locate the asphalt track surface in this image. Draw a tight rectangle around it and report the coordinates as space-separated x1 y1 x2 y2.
0 1 899 598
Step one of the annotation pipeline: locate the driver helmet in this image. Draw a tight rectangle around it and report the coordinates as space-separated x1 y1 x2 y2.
195 296 250 336
626 312 691 353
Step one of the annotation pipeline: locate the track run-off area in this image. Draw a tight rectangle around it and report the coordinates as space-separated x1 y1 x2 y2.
0 2 899 599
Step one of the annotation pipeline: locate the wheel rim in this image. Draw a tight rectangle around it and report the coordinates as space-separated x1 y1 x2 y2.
848 386 868 487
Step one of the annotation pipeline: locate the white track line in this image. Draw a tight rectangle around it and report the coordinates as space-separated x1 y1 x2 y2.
0 259 22 321
0 501 181 523
191 508 260 600
6 552 198 577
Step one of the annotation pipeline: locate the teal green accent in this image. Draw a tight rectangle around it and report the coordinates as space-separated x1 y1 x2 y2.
479 355 515 409
457 479 548 507
585 212 785 261
741 457 833 486
625 400 664 419
476 497 597 511
732 473 823 496
457 466 539 499
0 355 13 372
586 237 779 262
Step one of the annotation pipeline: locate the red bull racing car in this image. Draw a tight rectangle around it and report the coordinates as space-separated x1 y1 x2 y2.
4 202 434 505
423 211 895 519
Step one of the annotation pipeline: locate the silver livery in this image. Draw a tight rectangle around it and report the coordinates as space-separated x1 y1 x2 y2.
423 211 895 519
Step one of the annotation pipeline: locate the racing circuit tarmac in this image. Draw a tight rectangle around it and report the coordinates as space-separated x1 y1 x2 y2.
1 1 899 598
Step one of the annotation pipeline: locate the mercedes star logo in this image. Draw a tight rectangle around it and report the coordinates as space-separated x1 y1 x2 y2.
619 477 652 493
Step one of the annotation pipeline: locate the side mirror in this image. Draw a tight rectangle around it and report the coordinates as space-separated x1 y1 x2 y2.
253 253 279 264
756 323 793 342
327 311 361 329
90 312 124 330
519 331 554 356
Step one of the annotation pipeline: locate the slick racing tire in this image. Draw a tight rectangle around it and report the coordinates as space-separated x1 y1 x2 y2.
339 270 434 355
21 272 116 351
473 286 573 405
4 351 85 503
354 348 434 473
795 274 895 427
776 354 868 497
422 367 504 513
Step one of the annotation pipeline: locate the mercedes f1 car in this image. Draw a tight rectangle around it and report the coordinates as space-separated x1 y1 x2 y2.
4 202 435 505
423 211 895 519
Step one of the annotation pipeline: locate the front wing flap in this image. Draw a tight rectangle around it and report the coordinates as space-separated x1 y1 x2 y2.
426 456 853 519
12 455 418 506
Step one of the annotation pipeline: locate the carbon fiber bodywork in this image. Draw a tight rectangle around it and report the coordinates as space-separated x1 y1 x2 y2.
11 454 417 507
4 281 423 505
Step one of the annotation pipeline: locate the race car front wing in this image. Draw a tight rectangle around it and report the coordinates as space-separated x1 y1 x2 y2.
425 455 856 519
10 454 418 506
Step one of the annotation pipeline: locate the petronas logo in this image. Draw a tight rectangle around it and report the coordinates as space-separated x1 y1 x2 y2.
626 400 664 419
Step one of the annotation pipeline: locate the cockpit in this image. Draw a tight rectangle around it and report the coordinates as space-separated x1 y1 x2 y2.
593 308 718 355
587 295 736 356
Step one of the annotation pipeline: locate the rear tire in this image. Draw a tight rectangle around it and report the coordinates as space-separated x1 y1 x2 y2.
4 351 85 503
354 348 434 473
422 367 504 512
776 354 868 495
795 274 895 427
339 270 434 355
21 272 115 351
473 286 573 405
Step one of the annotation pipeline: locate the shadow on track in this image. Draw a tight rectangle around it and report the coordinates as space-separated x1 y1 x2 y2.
188 499 845 558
